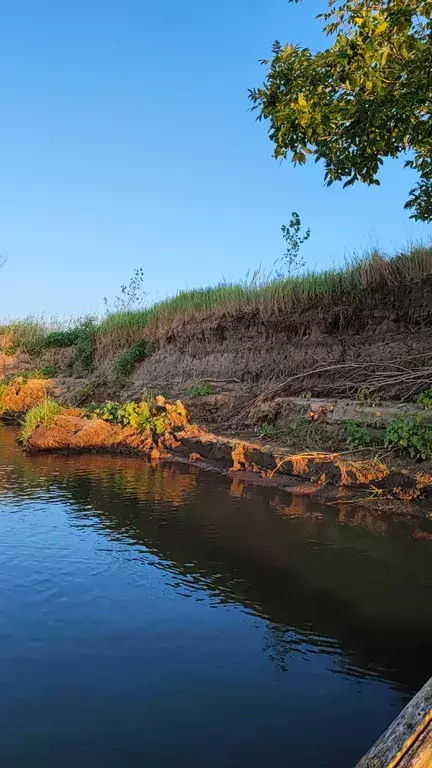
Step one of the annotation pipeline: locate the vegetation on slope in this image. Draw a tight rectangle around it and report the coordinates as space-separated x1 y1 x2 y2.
1 246 431 359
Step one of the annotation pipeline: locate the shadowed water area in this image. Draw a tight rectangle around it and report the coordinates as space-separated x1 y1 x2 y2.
0 426 431 766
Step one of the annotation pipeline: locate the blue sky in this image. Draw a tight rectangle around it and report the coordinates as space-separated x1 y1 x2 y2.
0 0 430 318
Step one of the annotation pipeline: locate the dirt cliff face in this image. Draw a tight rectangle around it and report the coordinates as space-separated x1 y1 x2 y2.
126 277 432 399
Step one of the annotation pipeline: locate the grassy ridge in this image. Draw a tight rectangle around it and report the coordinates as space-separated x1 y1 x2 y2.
1 246 432 357
95 245 432 347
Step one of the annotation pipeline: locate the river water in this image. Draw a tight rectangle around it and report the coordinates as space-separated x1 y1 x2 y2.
0 426 431 766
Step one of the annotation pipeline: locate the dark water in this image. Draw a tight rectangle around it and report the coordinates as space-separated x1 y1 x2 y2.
0 428 431 767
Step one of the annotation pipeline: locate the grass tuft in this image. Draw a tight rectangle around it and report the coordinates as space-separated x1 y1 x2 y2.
21 398 62 444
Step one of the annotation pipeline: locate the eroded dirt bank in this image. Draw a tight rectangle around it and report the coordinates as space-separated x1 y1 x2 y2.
121 274 432 400
22 403 432 511
1 374 432 512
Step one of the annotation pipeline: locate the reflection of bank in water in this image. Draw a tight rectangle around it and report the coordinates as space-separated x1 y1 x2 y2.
1 423 432 695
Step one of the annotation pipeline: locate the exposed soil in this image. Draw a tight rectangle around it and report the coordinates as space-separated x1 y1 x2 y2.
122 276 432 400
23 407 432 511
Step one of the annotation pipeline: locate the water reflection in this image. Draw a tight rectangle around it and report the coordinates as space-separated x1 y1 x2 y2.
1 426 431 695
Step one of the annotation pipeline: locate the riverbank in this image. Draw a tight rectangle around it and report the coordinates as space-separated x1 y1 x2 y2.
1 247 432 510
2 247 432 400
2 391 427 512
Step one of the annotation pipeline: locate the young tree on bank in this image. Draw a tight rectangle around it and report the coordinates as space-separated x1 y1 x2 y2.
250 0 432 220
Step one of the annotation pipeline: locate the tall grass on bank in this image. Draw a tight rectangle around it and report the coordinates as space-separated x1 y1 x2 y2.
2 246 432 358
96 246 432 349
21 398 62 444
0 318 49 353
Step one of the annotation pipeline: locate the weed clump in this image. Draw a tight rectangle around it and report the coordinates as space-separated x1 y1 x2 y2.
90 397 187 437
185 384 214 398
417 388 432 410
29 328 81 353
112 341 154 381
73 319 96 373
346 421 372 449
356 387 382 408
258 422 280 439
385 415 432 461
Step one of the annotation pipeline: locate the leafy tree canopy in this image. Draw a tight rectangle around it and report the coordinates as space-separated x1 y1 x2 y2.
249 0 432 220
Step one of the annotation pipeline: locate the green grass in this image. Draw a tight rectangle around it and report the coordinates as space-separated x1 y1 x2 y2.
21 398 62 444
0 318 49 353
2 245 432 366
95 246 432 347
112 340 155 381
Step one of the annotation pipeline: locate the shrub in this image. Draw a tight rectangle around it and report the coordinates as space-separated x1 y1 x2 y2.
24 318 96 373
20 367 57 381
91 397 183 437
21 398 61 444
112 340 154 381
73 318 96 373
26 328 80 354
346 421 372 449
385 415 432 461
185 384 214 398
93 400 153 431
417 388 432 410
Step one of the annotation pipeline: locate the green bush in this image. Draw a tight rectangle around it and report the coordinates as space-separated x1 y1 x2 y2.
417 388 432 410
20 367 57 381
91 398 173 436
185 383 214 398
346 421 372 449
26 328 80 354
93 400 152 431
112 341 154 381
73 319 96 373
385 415 432 461
21 398 62 444
24 318 96 373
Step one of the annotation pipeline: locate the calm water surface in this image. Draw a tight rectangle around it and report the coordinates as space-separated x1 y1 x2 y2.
0 426 431 767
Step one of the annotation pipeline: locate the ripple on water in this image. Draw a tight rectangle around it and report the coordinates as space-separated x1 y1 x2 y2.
0 426 431 767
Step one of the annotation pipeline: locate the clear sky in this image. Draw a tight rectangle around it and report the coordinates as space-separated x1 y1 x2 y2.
0 0 430 318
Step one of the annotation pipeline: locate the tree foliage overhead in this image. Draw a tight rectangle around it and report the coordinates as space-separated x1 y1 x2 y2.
249 0 432 220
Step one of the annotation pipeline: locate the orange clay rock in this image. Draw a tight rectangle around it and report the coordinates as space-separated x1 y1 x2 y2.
26 415 127 452
0 378 52 415
25 413 158 454
25 397 195 457
231 442 248 472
